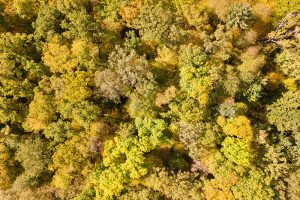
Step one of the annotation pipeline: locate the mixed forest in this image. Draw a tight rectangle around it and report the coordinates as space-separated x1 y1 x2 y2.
0 0 299 199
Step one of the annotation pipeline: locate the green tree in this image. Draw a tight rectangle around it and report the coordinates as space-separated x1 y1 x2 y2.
221 137 254 166
142 167 203 200
226 2 252 30
267 90 300 133
85 117 167 199
131 1 175 46
58 100 100 129
14 137 51 189
231 169 275 200
276 49 300 80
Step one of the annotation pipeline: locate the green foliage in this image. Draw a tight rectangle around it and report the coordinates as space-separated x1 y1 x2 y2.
61 9 95 40
226 2 252 30
169 95 209 123
142 167 203 200
276 49 300 80
0 1 299 199
266 0 300 24
178 44 207 68
119 186 162 200
14 137 51 189
132 1 174 46
242 78 267 102
58 100 100 129
267 90 300 133
55 0 90 15
87 117 167 199
33 3 61 40
231 169 275 200
126 80 158 118
43 120 75 146
221 137 254 166
13 0 40 19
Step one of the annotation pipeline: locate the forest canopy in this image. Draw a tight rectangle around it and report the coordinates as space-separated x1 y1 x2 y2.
0 0 299 199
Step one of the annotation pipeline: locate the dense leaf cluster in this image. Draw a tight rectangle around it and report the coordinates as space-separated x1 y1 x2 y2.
0 0 299 199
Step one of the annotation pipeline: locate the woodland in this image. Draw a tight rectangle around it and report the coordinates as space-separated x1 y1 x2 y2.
0 0 299 199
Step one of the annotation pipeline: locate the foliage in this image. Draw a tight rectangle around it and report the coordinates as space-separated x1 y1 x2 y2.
0 1 299 199
131 1 175 46
231 169 275 200
226 2 252 30
87 117 167 199
142 167 203 200
23 89 57 132
94 46 152 102
14 137 51 189
267 90 300 133
217 115 253 140
221 137 254 166
276 49 300 80
0 141 19 190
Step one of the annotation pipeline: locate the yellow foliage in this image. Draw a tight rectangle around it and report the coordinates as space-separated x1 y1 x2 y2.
203 178 236 200
42 36 77 74
265 72 284 91
283 78 298 92
252 3 271 22
155 46 178 66
236 102 248 113
155 86 177 107
52 171 73 189
217 116 226 127
217 115 253 140
119 0 141 23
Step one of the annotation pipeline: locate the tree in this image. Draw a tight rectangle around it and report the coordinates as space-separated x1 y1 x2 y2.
131 1 175 46
14 137 51 189
33 3 61 40
23 88 57 133
226 2 252 30
84 117 167 199
178 44 207 68
58 100 100 129
237 46 266 84
177 122 218 163
276 49 300 80
43 120 75 147
217 115 253 141
119 186 162 200
13 0 40 19
221 137 254 166
61 9 95 40
42 35 75 74
266 12 300 49
62 71 93 103
231 169 275 200
0 141 19 190
267 90 300 133
142 167 203 200
94 46 152 102
126 80 158 119
55 0 90 15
